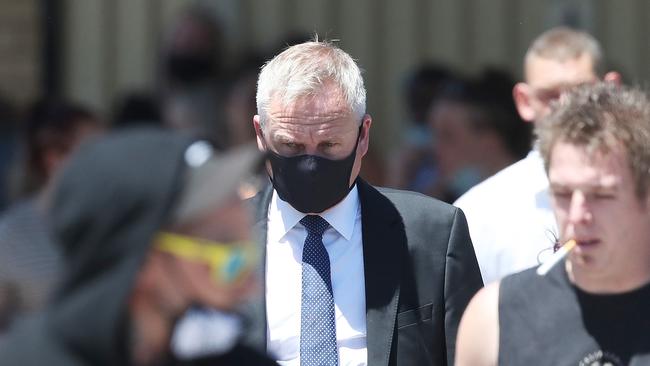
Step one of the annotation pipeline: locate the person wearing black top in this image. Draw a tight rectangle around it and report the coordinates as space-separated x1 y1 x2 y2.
455 83 650 365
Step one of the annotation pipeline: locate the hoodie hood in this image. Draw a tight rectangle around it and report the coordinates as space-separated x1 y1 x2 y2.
46 128 194 365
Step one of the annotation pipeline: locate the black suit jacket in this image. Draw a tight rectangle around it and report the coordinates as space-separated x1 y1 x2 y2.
243 179 483 366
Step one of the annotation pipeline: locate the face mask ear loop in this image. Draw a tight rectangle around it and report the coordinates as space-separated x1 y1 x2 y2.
347 122 364 189
355 121 363 147
346 120 364 159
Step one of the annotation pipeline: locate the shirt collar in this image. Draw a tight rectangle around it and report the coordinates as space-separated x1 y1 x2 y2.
267 184 360 243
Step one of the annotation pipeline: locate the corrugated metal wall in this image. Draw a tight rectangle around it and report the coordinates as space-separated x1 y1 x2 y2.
0 0 40 106
61 0 650 153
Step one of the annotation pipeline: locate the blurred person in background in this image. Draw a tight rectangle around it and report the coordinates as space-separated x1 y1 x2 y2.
224 53 265 147
0 100 104 331
162 6 225 90
387 64 452 192
113 92 162 129
17 100 105 196
454 27 621 284
0 129 278 365
427 72 530 203
163 88 227 147
479 69 534 159
0 95 18 211
456 82 650 366
160 5 229 147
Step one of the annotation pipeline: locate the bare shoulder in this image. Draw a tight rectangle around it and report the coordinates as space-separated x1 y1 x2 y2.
455 281 500 366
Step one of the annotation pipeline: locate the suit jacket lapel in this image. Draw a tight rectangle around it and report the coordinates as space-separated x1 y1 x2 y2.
358 180 404 366
241 184 273 351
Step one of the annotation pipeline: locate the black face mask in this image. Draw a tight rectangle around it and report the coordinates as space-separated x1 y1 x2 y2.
166 52 215 85
267 126 362 213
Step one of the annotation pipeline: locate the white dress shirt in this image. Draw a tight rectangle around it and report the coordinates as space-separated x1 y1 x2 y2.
454 150 558 284
265 185 368 366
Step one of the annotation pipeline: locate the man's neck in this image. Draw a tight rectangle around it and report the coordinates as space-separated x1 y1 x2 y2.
566 260 650 294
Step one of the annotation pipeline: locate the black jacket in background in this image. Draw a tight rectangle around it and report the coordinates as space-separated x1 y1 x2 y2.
0 129 277 366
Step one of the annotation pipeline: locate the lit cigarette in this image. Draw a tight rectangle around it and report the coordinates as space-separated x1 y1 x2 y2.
536 239 577 276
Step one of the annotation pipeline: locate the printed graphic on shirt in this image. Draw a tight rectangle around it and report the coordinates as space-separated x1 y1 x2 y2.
578 350 623 366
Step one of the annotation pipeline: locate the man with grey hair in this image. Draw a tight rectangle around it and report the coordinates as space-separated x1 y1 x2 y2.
456 82 650 366
454 27 620 285
245 40 483 366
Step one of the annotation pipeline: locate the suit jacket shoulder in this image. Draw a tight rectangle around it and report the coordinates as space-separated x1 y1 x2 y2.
362 183 463 258
375 186 459 226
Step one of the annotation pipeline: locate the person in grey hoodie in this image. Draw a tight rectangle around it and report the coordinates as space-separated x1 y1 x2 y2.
0 128 277 366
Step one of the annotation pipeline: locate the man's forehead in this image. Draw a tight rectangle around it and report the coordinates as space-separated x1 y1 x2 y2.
266 91 356 133
525 53 597 90
267 105 351 124
549 142 628 185
268 89 350 118
267 118 355 142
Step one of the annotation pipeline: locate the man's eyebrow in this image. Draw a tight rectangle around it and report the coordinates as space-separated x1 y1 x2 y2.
275 135 293 143
549 182 620 191
549 183 569 191
272 133 299 144
317 136 341 144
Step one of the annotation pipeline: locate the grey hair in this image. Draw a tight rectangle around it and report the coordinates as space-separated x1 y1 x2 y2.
256 40 366 130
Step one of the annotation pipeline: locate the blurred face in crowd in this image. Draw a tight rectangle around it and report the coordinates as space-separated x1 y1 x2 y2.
514 53 597 122
142 194 257 313
254 81 371 188
549 141 650 292
429 100 489 180
429 100 505 183
226 73 258 146
44 118 105 182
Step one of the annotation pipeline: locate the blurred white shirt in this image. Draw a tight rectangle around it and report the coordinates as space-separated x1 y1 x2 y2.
265 185 367 366
454 150 558 284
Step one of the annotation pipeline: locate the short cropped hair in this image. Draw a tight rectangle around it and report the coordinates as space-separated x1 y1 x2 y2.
525 27 604 77
537 82 650 198
256 40 366 130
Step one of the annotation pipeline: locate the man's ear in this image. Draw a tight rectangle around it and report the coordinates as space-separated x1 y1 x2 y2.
253 115 266 151
603 71 622 85
513 83 536 122
359 114 372 157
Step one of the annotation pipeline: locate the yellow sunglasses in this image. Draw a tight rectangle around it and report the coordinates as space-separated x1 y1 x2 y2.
154 232 258 283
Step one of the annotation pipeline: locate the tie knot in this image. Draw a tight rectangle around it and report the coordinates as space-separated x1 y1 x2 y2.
300 215 329 237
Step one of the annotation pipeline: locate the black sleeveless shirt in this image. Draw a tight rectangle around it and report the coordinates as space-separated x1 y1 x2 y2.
499 263 650 365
